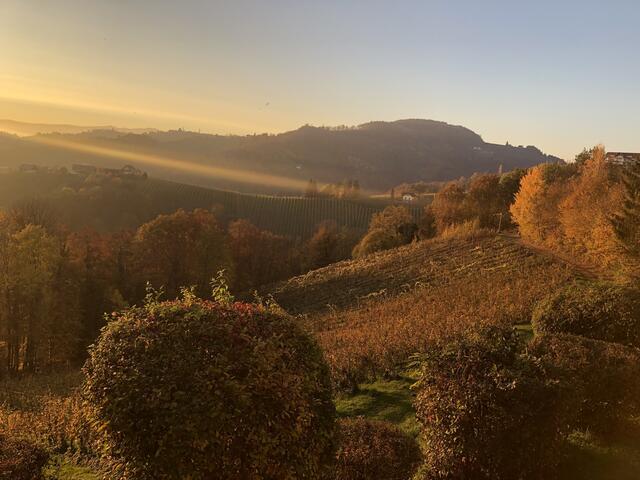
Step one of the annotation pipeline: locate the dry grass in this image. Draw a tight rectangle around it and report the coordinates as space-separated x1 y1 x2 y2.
0 371 101 477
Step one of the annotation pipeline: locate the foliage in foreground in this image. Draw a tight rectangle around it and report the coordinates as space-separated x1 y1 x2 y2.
413 325 567 480
83 295 336 480
334 418 421 480
0 434 49 480
530 333 640 435
532 281 640 348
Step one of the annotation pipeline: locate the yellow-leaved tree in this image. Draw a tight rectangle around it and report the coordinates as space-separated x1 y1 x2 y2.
510 163 573 247
559 145 626 271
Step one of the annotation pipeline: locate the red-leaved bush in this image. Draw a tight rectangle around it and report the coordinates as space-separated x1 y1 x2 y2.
83 297 336 479
335 418 421 480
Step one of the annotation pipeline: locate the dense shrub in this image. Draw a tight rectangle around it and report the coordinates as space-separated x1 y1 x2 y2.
0 434 49 480
532 281 640 347
334 418 421 480
83 297 336 480
529 333 640 434
413 325 566 479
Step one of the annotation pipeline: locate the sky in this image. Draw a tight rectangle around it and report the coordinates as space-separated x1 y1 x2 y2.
1 0 639 160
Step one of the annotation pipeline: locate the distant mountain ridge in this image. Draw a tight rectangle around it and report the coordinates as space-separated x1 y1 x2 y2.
0 119 561 193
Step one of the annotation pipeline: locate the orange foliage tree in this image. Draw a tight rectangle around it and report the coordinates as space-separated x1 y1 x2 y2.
559 146 626 270
510 163 574 247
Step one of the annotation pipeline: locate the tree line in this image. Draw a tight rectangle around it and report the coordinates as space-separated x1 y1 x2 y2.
510 146 640 276
0 202 360 375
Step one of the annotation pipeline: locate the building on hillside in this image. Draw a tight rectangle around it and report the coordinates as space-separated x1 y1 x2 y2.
72 164 97 175
19 164 40 173
402 193 417 202
606 152 640 166
120 164 146 177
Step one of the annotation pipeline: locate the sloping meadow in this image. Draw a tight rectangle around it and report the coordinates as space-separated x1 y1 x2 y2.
268 234 580 390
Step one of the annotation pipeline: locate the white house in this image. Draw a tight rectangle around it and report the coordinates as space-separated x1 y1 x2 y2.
402 193 417 202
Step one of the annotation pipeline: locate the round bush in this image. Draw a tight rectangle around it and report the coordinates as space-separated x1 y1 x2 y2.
413 325 567 480
529 333 640 434
83 298 336 480
335 418 421 480
532 281 640 347
0 435 49 480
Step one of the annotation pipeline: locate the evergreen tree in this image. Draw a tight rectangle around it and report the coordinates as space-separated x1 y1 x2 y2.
612 159 640 257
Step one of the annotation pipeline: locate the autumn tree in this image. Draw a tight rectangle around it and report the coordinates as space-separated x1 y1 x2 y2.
228 219 293 291
302 221 358 269
133 209 233 299
510 164 574 246
0 225 67 373
574 146 597 166
7 198 59 234
67 229 127 350
352 205 416 258
612 157 640 259
431 181 471 232
559 146 626 270
466 174 503 228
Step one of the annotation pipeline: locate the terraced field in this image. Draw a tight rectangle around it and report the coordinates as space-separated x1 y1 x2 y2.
267 233 583 315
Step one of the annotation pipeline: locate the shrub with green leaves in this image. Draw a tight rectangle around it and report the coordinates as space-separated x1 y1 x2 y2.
530 333 640 434
413 325 566 480
83 296 336 479
0 434 49 480
532 281 640 347
334 418 421 480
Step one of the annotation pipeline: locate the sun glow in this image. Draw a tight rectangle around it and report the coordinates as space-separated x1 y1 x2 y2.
27 135 313 192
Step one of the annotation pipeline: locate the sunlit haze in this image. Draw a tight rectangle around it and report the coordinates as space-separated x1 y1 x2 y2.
1 0 639 159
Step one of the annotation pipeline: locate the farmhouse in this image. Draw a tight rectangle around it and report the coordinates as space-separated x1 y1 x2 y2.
606 152 640 166
402 193 417 202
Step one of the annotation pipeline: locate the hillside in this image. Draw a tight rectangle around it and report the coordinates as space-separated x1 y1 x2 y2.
0 119 561 193
265 232 581 393
267 233 581 315
0 171 421 237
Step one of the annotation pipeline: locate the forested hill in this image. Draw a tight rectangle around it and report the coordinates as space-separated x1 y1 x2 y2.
0 119 561 193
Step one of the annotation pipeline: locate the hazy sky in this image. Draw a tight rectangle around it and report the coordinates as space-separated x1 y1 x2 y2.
1 0 638 159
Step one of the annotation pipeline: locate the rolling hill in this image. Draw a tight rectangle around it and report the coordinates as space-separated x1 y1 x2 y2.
264 232 581 393
0 119 561 193
266 233 581 316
